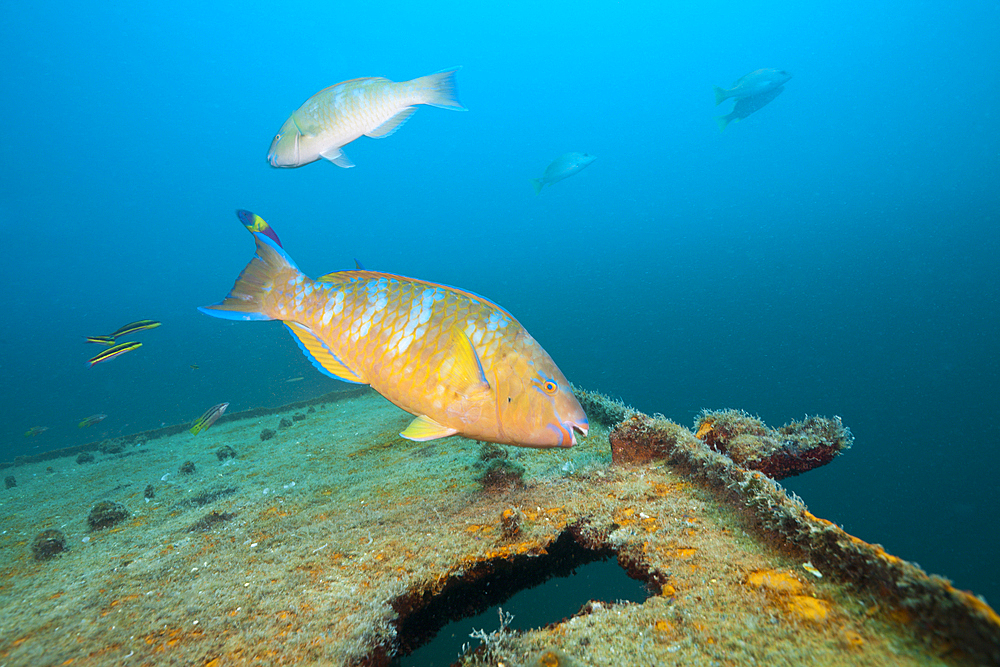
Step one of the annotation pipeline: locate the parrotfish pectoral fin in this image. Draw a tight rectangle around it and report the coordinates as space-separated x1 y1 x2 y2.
715 115 730 133
401 414 459 441
320 147 355 168
531 178 543 195
285 322 366 384
291 109 324 136
415 67 468 110
445 327 492 400
365 107 417 138
199 212 300 321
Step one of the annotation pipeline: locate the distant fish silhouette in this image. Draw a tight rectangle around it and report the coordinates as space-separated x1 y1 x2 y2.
531 152 596 194
78 414 108 428
713 68 792 105
716 86 786 132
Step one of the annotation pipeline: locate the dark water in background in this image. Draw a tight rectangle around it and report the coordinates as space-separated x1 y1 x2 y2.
2 1 998 607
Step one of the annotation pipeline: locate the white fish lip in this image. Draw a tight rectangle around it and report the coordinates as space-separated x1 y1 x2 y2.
557 420 589 448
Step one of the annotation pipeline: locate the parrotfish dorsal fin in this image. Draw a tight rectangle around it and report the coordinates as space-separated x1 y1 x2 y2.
285 323 366 384
354 259 365 270
443 326 492 400
400 415 459 441
236 209 282 247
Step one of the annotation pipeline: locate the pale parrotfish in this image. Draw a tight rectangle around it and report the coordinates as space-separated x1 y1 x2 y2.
531 152 597 195
716 86 786 132
713 68 792 106
268 68 466 169
199 211 588 449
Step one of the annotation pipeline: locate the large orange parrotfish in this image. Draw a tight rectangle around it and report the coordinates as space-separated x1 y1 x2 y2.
199 211 588 449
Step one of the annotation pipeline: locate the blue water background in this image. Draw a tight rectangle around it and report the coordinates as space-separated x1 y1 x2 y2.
2 1 998 605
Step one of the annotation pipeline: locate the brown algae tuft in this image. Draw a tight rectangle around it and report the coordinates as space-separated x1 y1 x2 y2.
76 452 95 464
4 475 15 489
87 501 129 530
179 460 196 474
474 444 525 490
259 428 276 441
31 529 67 560
215 445 237 461
695 409 852 479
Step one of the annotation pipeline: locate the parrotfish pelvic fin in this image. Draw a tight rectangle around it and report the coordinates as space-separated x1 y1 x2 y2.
401 414 459 441
198 212 300 322
285 322 366 384
320 147 355 168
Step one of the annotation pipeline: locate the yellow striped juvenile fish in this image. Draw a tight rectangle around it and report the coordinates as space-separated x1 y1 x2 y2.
85 335 117 346
110 320 161 338
88 341 142 366
268 68 466 169
200 211 588 448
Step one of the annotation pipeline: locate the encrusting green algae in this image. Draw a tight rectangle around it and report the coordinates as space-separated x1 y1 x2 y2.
0 388 997 666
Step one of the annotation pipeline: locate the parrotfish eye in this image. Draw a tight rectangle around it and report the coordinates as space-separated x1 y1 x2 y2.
543 380 558 394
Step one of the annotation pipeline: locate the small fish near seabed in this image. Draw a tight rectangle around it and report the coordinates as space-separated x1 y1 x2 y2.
531 152 596 195
24 426 50 437
715 86 786 132
713 68 792 105
189 402 229 435
199 210 588 448
268 68 467 169
88 341 142 367
78 414 108 428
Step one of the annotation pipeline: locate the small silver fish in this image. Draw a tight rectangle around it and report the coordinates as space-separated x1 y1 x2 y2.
531 152 596 194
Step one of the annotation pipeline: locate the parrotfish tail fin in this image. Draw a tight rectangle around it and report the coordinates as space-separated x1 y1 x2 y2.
715 114 731 133
531 178 543 195
713 86 727 106
198 212 302 322
416 67 467 111
237 209 282 247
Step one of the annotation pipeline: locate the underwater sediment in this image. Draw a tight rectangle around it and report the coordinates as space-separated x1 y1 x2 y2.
0 387 997 666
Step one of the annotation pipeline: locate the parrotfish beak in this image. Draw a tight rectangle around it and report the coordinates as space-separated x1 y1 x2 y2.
554 419 589 448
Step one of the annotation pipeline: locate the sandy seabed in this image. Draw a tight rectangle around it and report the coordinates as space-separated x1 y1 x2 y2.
1 388 996 666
